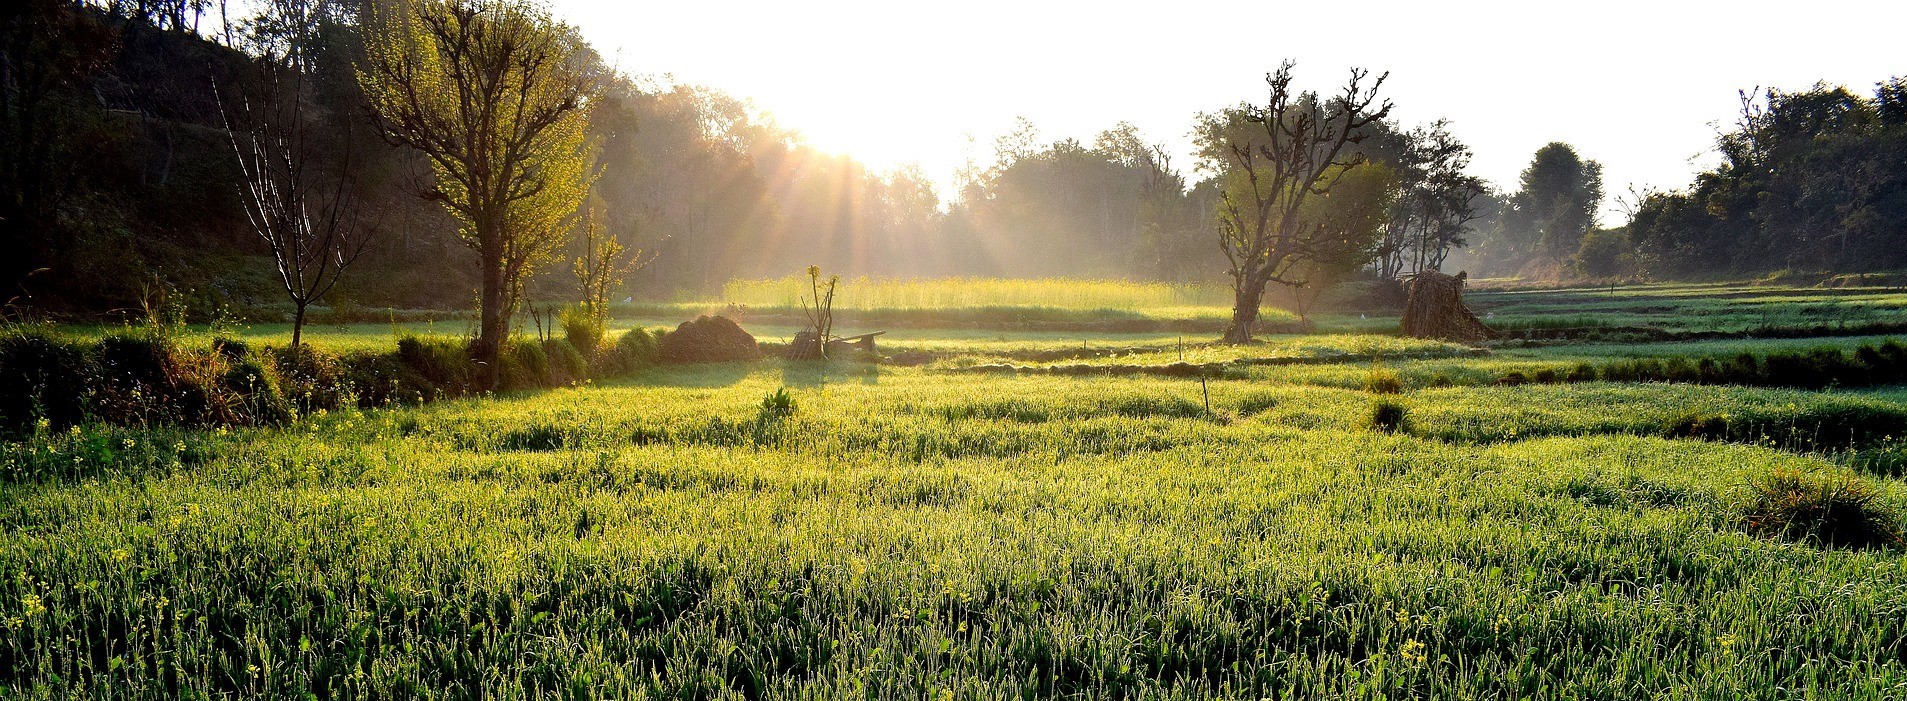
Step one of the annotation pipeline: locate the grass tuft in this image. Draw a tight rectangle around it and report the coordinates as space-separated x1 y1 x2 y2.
1370 400 1408 433
1741 469 1900 549
1363 367 1404 394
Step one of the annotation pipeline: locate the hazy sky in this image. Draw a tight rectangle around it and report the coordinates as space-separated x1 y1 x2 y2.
558 0 1904 218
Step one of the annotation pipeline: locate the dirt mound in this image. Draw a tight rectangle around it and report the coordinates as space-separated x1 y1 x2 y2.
1401 271 1497 343
659 315 762 364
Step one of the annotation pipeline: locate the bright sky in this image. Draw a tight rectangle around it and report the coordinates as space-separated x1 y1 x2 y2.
558 0 1905 219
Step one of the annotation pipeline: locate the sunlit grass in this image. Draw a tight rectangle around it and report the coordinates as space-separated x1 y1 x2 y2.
10 280 1907 697
5 363 1907 697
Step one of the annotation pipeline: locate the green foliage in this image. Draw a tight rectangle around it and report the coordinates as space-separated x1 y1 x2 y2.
1568 227 1636 279
616 327 660 369
0 329 93 432
1631 79 1907 276
395 335 478 395
1505 340 1907 392
545 338 588 385
561 305 605 357
759 386 796 419
1742 469 1900 549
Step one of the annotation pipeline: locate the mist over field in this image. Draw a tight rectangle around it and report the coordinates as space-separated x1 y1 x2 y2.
3 0 1907 698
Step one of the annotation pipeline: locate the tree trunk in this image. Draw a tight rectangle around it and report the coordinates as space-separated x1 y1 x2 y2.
290 302 307 361
475 238 508 389
1223 275 1265 344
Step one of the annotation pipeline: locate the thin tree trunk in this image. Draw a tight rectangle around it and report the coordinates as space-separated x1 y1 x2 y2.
290 302 307 360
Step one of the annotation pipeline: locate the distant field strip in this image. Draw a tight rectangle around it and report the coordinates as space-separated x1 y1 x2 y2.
717 276 1236 311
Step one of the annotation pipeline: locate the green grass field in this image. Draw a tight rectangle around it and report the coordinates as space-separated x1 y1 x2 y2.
7 280 1907 698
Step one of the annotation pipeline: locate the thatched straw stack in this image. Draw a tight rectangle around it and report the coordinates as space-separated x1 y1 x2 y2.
1401 271 1497 342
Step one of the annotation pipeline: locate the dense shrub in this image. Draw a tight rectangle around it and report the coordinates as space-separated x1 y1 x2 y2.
396 336 478 394
0 322 674 434
1741 469 1900 549
617 327 660 369
1514 340 1907 390
499 339 552 390
211 336 250 361
270 345 353 412
221 357 291 424
1665 403 1907 453
547 339 588 385
339 352 431 407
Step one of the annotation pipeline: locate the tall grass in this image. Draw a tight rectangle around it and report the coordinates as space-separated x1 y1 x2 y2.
717 276 1234 311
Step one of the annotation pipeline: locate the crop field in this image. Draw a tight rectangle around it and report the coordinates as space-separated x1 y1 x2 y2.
7 283 1907 698
1467 282 1907 337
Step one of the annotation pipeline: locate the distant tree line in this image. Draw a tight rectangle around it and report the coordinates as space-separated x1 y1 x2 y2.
1627 81 1907 277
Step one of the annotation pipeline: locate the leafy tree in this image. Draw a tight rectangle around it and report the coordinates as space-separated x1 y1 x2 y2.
1632 80 1907 276
1198 61 1393 343
571 202 653 321
358 0 595 386
1374 120 1486 279
1569 227 1636 279
1486 142 1602 271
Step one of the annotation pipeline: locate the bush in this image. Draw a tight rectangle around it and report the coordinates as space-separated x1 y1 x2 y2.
93 331 188 425
0 330 94 433
212 336 250 361
396 336 478 394
561 306 605 357
1363 367 1404 394
1696 357 1723 383
1724 353 1761 383
499 338 552 390
618 327 660 369
1742 469 1899 549
1370 400 1408 433
271 345 353 412
760 387 796 419
1661 357 1699 384
341 351 431 407
1667 412 1732 441
544 338 588 386
221 357 291 424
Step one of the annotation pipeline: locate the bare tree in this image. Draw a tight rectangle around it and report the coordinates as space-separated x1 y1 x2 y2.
1208 61 1392 343
216 0 370 356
